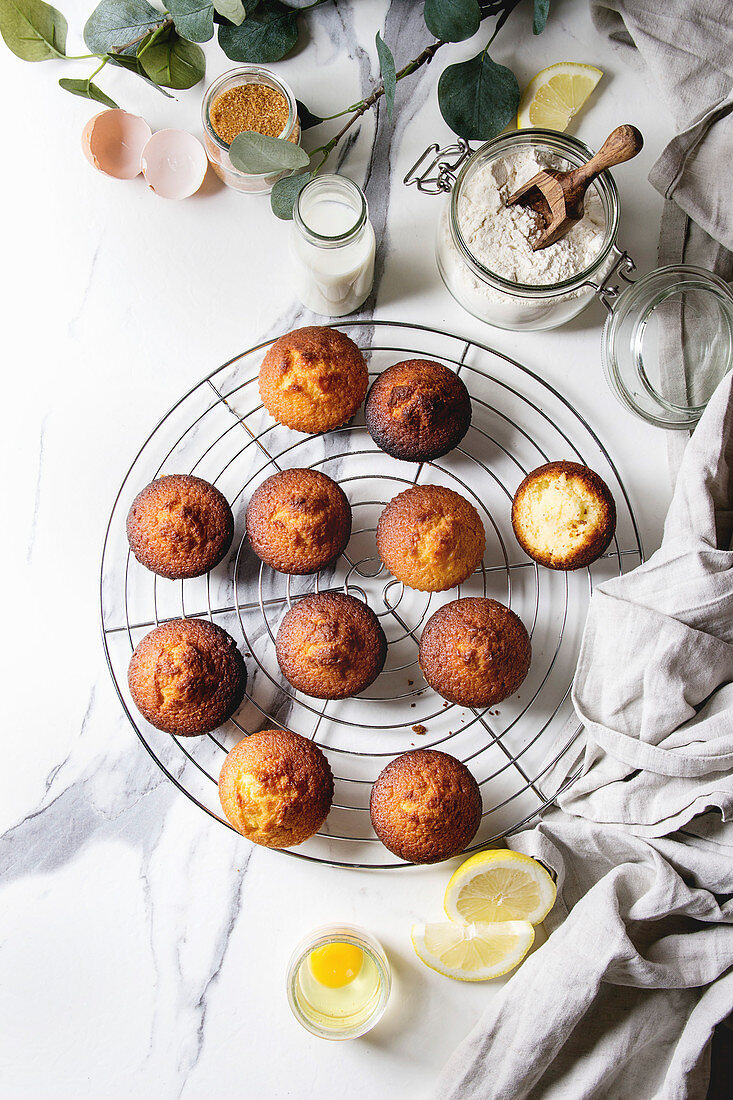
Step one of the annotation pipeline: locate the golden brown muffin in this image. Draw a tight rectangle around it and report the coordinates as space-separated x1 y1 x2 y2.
218 729 333 848
258 326 368 433
126 474 234 580
276 592 387 699
419 597 531 708
127 619 246 735
370 749 482 864
512 461 616 570
376 485 485 592
246 468 351 575
365 360 472 462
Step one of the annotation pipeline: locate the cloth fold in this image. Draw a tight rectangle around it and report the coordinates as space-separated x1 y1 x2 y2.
434 369 733 1100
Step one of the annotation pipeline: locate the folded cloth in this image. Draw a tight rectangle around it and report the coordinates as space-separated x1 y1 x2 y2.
591 0 733 251
434 374 733 1099
590 0 733 474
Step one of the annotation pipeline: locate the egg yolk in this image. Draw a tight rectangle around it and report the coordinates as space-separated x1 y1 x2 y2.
308 942 363 988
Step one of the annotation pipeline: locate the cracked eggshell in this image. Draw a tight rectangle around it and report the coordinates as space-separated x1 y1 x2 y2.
82 110 152 179
141 129 208 200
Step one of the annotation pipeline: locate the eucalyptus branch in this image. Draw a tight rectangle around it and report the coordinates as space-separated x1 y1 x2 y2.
312 40 447 172
111 17 172 56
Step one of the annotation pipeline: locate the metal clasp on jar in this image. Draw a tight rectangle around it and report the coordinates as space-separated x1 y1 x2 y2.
586 246 637 311
403 139 474 194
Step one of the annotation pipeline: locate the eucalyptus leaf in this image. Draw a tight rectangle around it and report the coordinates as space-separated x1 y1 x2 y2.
438 50 519 140
59 76 119 106
229 131 309 174
167 0 213 42
533 0 549 34
139 30 205 88
108 51 174 95
375 31 395 119
0 0 67 61
213 0 245 26
296 99 323 130
270 169 311 220
218 0 296 63
423 0 480 43
84 0 161 55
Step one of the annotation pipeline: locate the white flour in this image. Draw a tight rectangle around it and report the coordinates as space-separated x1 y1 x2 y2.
457 147 606 285
437 146 610 329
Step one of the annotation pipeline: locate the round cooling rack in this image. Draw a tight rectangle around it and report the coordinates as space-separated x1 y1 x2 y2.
100 319 643 869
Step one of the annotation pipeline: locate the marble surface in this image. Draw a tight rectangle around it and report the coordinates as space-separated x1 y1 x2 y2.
1 1 679 1096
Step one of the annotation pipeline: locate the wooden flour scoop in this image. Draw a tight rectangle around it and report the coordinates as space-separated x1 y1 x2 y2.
506 124 643 250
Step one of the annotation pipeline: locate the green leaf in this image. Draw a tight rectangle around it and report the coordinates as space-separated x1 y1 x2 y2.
0 0 67 61
375 31 395 119
84 0 161 54
218 0 297 63
270 169 311 219
296 98 323 130
59 76 119 106
139 29 205 88
167 0 213 42
533 0 549 35
106 50 174 95
229 131 309 174
213 0 245 26
438 50 519 140
423 0 480 43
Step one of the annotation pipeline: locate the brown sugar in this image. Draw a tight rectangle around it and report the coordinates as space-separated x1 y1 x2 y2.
210 83 290 145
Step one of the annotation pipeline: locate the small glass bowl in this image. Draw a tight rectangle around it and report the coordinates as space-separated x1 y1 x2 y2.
201 65 301 194
286 924 391 1040
436 128 620 331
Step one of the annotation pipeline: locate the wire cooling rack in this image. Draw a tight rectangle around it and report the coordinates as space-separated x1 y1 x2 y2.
100 320 643 868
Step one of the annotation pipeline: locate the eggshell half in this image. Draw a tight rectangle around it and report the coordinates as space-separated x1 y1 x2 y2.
141 129 208 200
82 110 152 179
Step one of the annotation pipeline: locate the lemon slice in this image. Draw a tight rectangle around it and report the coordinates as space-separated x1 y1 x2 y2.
444 850 557 925
517 62 603 131
412 920 534 981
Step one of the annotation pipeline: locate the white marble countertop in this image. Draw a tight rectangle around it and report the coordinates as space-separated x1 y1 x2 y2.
1 2 678 1096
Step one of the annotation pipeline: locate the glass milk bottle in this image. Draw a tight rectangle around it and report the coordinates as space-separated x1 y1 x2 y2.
291 175 376 316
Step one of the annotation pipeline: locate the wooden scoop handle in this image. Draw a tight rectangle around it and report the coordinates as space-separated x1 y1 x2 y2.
566 124 643 196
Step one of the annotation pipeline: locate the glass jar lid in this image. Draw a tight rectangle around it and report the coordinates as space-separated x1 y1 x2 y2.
601 265 733 429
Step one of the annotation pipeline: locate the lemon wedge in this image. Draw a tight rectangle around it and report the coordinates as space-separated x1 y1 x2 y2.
412 920 534 981
517 62 603 131
444 850 557 926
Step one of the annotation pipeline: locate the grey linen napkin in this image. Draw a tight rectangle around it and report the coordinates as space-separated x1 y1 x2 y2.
434 374 733 1099
590 0 733 473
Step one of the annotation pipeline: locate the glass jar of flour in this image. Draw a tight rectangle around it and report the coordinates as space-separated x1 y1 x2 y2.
427 130 620 332
291 175 376 317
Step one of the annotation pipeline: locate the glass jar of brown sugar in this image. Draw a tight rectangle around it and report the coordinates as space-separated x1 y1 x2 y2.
202 66 301 194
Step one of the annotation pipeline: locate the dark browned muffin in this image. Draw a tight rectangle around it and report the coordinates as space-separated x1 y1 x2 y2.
258 326 368 433
419 597 531 708
126 474 234 579
276 592 387 699
246 468 351 575
512 461 616 570
365 360 472 461
219 729 333 848
128 618 246 735
370 749 482 864
376 485 485 592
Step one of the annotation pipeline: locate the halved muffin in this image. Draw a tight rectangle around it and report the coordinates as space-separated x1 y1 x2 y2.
512 461 616 570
